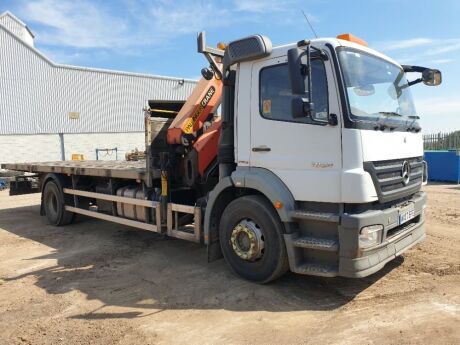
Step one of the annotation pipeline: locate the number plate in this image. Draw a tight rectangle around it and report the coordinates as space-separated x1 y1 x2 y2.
398 203 415 225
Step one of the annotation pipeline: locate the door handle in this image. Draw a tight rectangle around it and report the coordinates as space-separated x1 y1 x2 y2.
252 146 271 152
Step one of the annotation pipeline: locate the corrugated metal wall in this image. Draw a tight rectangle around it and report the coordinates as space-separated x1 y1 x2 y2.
0 23 197 135
0 132 147 164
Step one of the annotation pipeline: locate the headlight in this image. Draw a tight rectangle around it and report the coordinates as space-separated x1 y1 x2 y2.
359 224 383 248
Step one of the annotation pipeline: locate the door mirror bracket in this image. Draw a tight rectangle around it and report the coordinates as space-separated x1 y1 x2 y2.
328 113 338 126
291 98 313 118
291 98 336 126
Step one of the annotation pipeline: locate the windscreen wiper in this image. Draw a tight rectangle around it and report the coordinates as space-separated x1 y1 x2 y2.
373 113 405 131
379 112 420 120
406 116 421 132
375 117 398 131
377 111 403 117
375 112 421 132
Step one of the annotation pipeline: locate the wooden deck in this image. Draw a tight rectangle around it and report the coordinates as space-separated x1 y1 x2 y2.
1 160 153 181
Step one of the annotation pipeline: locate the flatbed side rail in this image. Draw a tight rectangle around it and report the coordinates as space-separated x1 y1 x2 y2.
63 188 158 208
63 188 161 232
167 204 202 243
63 188 202 243
65 205 160 232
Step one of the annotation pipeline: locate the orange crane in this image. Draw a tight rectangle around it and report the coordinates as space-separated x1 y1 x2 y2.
165 33 225 184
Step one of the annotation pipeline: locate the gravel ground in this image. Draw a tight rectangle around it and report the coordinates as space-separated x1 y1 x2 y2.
0 184 459 345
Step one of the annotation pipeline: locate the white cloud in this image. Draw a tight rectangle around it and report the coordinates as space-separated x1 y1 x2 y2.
149 1 227 35
416 97 460 132
7 0 325 56
428 59 454 65
376 38 433 51
232 0 320 28
14 0 307 51
374 37 460 69
13 0 237 49
38 47 84 64
397 57 455 67
19 0 134 48
417 97 460 117
234 0 290 13
425 39 460 56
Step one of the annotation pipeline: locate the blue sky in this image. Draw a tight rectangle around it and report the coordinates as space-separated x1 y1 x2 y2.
1 0 459 132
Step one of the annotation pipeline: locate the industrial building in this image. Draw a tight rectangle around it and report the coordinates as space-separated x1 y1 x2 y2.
0 11 197 164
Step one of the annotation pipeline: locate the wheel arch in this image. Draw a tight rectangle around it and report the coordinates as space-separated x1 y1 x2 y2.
205 167 295 262
40 173 71 215
232 167 295 221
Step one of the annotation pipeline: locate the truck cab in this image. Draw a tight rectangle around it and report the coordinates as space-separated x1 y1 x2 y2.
205 34 438 282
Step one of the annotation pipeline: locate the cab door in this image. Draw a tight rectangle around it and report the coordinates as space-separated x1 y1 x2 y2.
249 49 342 202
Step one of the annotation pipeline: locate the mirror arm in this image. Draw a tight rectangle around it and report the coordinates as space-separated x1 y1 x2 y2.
408 78 423 87
402 65 426 73
309 48 328 60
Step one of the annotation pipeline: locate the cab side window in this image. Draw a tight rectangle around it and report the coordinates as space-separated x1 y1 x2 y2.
259 60 328 122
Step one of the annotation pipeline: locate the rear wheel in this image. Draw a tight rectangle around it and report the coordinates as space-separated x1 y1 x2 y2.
43 181 74 226
219 195 289 283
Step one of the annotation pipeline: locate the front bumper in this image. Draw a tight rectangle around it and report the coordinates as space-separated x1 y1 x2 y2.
339 191 426 277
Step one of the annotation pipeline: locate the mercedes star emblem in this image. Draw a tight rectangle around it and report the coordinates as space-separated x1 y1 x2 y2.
401 161 411 185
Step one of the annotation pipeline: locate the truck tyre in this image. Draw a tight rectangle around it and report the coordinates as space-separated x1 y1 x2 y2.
43 181 74 226
219 195 289 283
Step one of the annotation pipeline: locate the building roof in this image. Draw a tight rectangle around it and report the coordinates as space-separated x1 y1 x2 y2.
0 11 196 83
0 11 35 38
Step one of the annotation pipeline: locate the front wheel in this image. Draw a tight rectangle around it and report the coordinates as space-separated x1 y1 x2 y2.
219 195 289 283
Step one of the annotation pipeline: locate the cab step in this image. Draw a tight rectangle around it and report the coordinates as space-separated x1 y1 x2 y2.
294 263 338 277
293 236 339 252
290 210 339 222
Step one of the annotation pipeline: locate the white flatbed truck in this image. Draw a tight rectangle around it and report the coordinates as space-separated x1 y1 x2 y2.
2 32 441 283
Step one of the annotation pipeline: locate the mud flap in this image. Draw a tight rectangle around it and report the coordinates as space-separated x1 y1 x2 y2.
207 240 223 262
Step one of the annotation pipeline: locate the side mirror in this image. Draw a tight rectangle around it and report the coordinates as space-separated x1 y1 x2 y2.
288 42 315 120
287 47 307 94
422 69 442 86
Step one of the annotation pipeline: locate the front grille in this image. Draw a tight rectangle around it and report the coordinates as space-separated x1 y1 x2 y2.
364 157 423 203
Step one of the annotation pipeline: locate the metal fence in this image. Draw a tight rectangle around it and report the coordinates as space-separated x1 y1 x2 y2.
424 131 460 151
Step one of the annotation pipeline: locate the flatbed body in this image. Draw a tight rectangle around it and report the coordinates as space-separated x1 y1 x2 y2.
1 160 158 182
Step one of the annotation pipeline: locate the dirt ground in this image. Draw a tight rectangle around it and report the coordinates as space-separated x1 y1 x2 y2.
0 184 458 345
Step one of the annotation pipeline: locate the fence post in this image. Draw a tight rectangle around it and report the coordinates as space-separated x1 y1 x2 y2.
424 131 460 151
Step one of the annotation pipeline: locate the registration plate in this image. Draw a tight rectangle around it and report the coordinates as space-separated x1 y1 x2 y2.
398 203 415 225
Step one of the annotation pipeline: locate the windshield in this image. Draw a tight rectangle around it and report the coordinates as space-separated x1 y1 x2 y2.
338 48 417 122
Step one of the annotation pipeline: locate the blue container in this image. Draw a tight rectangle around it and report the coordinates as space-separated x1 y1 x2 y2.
424 150 460 183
